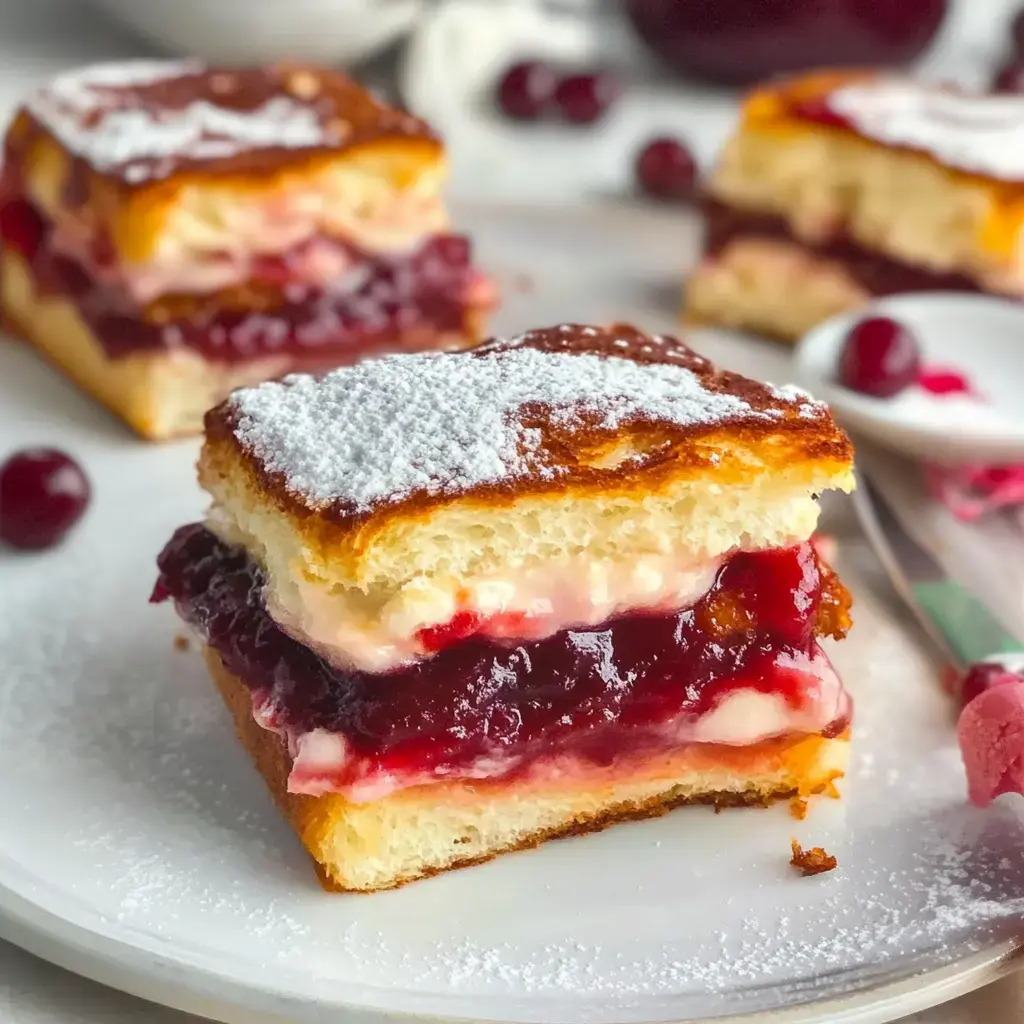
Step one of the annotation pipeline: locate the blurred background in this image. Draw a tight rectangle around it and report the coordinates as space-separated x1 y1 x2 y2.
0 0 1022 202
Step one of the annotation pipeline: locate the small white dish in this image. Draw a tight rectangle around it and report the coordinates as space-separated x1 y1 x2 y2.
794 293 1024 464
88 0 424 66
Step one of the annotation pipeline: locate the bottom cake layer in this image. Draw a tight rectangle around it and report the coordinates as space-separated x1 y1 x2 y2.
207 649 850 892
1 250 484 440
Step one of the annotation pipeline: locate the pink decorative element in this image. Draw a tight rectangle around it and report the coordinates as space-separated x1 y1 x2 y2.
957 680 1024 806
925 463 1024 522
916 367 972 396
919 365 1024 521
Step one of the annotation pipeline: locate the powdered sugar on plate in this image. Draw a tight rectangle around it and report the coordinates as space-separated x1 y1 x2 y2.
229 326 819 511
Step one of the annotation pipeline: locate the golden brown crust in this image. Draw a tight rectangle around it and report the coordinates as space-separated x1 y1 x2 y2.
3 248 486 440
203 322 855 543
7 63 443 265
206 648 849 893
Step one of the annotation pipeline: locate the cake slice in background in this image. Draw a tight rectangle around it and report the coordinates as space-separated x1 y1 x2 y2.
687 71 1024 343
153 323 856 892
0 60 494 440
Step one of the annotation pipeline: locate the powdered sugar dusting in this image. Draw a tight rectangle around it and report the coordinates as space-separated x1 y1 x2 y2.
230 334 804 510
828 80 1024 180
26 60 336 181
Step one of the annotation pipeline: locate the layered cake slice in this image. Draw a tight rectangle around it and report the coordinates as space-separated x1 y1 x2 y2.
688 71 1024 342
153 323 856 892
0 60 493 440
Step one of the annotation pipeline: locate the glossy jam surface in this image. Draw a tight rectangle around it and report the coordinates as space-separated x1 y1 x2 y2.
153 526 851 778
705 198 986 297
0 194 476 362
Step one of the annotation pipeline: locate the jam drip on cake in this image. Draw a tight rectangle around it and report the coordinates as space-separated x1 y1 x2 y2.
0 191 478 363
704 197 983 296
152 525 852 782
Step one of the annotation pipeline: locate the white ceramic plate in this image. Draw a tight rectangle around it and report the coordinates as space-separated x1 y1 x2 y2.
794 293 1024 465
2 204 1024 1024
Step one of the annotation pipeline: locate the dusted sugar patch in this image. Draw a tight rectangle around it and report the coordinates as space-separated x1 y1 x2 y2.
24 60 433 184
228 323 826 512
800 80 1024 182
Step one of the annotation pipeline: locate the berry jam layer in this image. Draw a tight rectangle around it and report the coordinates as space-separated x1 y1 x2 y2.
704 197 985 297
0 196 486 363
153 525 853 800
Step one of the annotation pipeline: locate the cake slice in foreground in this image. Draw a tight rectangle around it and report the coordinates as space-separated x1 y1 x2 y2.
688 71 1024 342
153 323 856 891
0 60 493 439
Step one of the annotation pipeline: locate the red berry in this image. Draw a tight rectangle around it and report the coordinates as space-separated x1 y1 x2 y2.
553 72 619 125
1013 10 1024 57
635 136 697 200
960 661 1024 709
993 62 1024 93
837 316 921 397
0 448 91 550
0 199 45 261
496 61 557 121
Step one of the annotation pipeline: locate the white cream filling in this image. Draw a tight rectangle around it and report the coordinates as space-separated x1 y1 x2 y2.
263 650 848 802
260 548 723 674
47 183 450 304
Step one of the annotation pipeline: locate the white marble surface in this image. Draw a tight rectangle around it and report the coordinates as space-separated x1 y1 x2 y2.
0 0 1023 1020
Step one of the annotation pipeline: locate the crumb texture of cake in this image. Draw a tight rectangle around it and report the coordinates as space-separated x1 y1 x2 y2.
154 322 856 891
691 71 1024 341
0 60 493 439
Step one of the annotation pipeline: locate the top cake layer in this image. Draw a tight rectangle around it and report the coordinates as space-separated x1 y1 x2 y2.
5 61 446 271
199 324 853 672
708 71 1024 292
20 60 436 185
762 71 1024 184
207 321 851 522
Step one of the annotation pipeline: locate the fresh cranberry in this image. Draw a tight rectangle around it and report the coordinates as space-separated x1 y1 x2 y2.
553 72 619 124
960 661 1024 708
0 448 91 550
635 137 698 200
993 62 1024 93
0 199 46 261
837 316 921 397
496 61 557 120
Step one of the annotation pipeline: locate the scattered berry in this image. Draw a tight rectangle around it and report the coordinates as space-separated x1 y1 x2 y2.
553 71 619 125
960 661 1024 709
993 62 1024 93
635 136 698 200
496 61 557 120
837 316 921 397
0 448 91 550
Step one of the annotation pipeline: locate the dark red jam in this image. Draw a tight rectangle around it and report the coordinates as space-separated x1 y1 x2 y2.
152 526 851 780
0 190 479 364
704 197 985 298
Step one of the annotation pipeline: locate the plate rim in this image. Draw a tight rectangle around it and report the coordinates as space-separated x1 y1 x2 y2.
2 872 1023 1024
